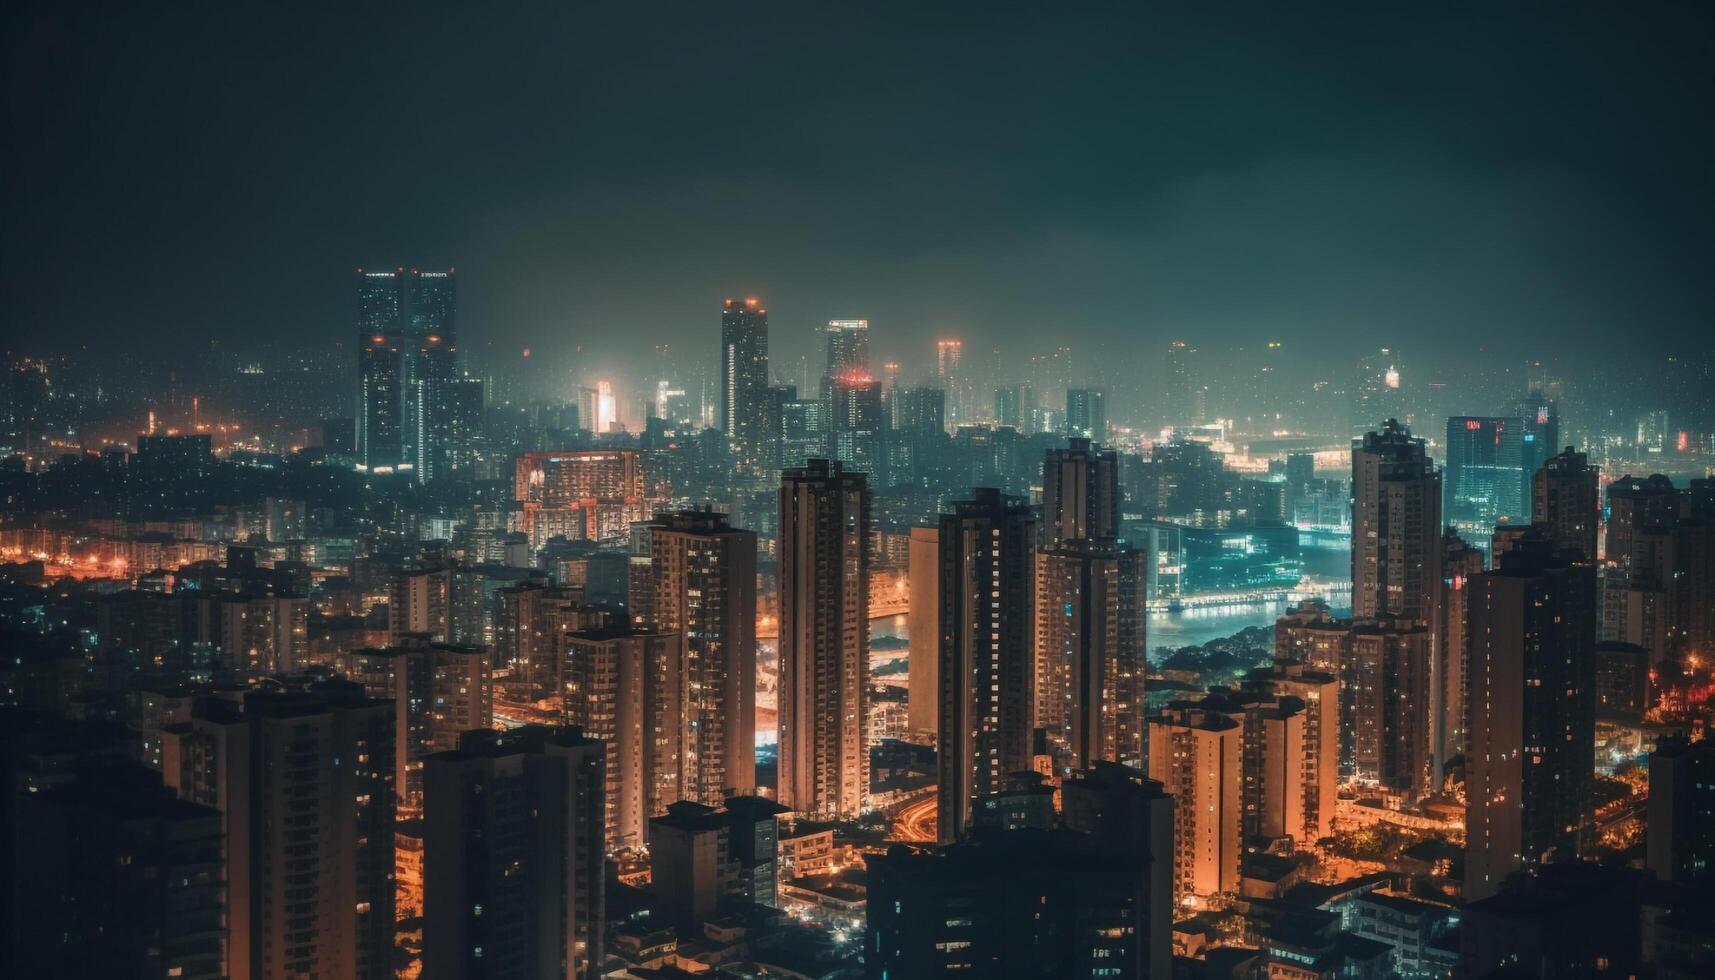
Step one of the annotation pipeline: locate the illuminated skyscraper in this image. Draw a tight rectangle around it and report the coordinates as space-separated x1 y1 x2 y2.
1532 446 1599 561
824 319 870 379
634 510 758 805
720 297 771 476
1034 539 1147 769
937 488 1036 844
1437 529 1485 780
1164 340 1197 425
1444 416 1526 553
355 267 459 482
828 372 884 479
1350 419 1442 625
1465 531 1597 901
1041 437 1120 549
1065 387 1107 442
777 460 871 820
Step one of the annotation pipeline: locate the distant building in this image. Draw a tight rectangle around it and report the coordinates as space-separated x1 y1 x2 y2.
1532 445 1599 560
1351 419 1442 626
1041 436 1120 549
1065 387 1106 441
720 297 771 476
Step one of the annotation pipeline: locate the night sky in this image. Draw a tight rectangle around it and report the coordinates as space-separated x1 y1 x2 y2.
4 2 1712 377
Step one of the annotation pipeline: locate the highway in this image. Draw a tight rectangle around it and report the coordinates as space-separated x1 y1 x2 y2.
891 793 938 843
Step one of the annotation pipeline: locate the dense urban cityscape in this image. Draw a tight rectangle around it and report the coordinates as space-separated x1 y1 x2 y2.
6 4 1715 980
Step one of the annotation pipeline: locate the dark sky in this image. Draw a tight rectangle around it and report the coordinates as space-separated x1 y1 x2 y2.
5 2 1712 380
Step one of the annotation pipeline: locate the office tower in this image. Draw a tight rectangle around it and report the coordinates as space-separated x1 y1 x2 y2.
1533 446 1598 560
937 488 1036 844
162 681 397 980
779 393 828 469
1065 387 1107 442
354 268 458 482
1034 540 1147 769
340 640 494 803
424 726 605 979
1346 619 1432 799
719 296 771 476
561 626 684 851
777 460 870 820
937 338 965 424
648 801 737 931
1351 419 1443 627
828 372 885 479
1437 530 1485 779
994 385 1021 428
1465 532 1597 901
723 795 789 908
1647 735 1715 884
1241 660 1340 846
885 385 945 482
1515 392 1560 490
906 526 940 739
1041 437 1121 549
1060 762 1174 980
636 510 757 805
866 831 1145 979
13 762 226 980
392 566 451 640
1444 416 1527 551
1164 340 1196 425
824 319 870 380
357 331 405 473
1147 701 1242 904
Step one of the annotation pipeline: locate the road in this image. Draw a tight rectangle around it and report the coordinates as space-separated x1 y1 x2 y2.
891 793 938 843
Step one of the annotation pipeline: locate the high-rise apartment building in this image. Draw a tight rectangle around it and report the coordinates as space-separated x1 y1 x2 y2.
1437 529 1485 779
906 525 940 739
1351 419 1442 629
1147 701 1242 905
1531 446 1599 561
777 460 870 820
1241 659 1340 846
162 681 398 980
1034 539 1147 770
340 639 493 803
1165 340 1197 425
423 726 605 979
1346 619 1433 799
937 488 1036 844
561 626 684 851
720 297 771 476
1041 437 1120 549
635 510 758 805
1465 532 1597 901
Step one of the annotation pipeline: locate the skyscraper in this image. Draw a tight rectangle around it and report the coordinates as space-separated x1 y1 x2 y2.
1041 437 1120 549
354 267 459 483
1147 700 1242 905
424 726 605 979
1346 619 1433 799
1241 659 1341 847
1437 529 1485 780
828 372 885 480
777 460 871 820
1065 387 1107 441
1164 340 1197 425
561 626 684 850
1350 419 1442 625
720 297 771 476
1444 416 1527 552
824 319 870 380
1532 446 1599 561
635 510 758 805
906 525 940 739
937 488 1036 844
162 681 398 980
1465 532 1597 901
1034 539 1147 770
